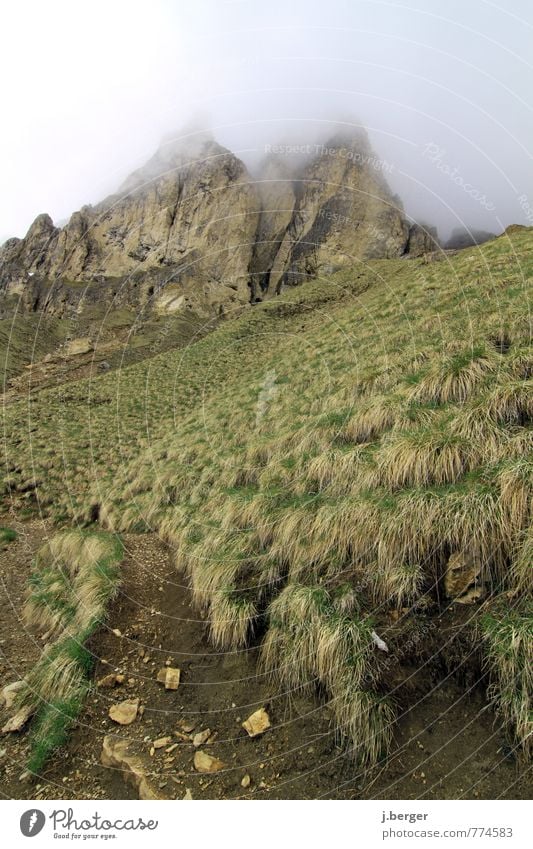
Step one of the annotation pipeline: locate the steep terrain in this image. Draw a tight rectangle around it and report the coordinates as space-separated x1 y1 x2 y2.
0 131 437 385
1 225 531 797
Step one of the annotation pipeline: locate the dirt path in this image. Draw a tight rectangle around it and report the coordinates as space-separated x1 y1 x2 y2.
0 520 530 800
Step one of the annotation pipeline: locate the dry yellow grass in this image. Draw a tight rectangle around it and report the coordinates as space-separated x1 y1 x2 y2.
3 228 532 763
18 531 122 773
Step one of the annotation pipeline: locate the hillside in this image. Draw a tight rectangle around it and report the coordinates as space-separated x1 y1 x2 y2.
1 224 531 793
0 131 436 388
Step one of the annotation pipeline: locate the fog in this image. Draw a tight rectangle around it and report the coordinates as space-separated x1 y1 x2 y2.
2 0 532 243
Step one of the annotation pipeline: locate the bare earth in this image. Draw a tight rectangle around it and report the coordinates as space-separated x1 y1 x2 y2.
0 517 530 800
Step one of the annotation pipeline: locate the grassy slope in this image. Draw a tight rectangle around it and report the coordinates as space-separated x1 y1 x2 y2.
20 530 123 772
2 227 532 765
0 313 73 384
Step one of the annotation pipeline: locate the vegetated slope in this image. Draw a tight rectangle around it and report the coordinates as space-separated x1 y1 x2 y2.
0 313 73 385
2 227 532 767
17 531 122 772
0 131 435 344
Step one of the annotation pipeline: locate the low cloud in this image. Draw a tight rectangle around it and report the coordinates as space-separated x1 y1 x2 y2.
1 0 532 243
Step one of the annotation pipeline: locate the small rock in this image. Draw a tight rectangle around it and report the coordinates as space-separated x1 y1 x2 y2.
153 736 172 749
2 704 33 733
241 773 251 788
156 667 180 690
177 719 196 733
370 630 389 652
111 629 122 637
65 337 93 357
182 788 193 800
101 736 162 800
0 680 25 709
97 673 119 688
192 728 211 748
108 698 139 725
174 731 190 741
242 708 271 738
193 750 225 774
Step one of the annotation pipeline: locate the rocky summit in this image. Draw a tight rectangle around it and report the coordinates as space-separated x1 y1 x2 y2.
0 130 437 325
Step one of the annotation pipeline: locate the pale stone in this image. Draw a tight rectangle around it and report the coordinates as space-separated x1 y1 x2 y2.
192 728 211 748
2 704 33 733
242 708 271 738
0 680 25 709
108 698 139 725
101 736 163 800
156 667 180 690
193 750 225 773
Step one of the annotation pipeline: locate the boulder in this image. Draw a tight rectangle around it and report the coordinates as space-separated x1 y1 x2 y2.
444 552 483 600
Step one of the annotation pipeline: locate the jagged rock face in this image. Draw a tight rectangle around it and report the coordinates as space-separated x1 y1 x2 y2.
249 155 296 300
407 223 440 256
252 132 412 299
1 136 261 314
0 130 438 321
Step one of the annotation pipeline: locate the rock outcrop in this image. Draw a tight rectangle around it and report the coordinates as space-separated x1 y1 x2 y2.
0 129 439 326
1 134 261 316
250 131 424 300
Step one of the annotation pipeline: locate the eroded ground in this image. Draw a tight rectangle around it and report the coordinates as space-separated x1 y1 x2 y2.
0 517 530 800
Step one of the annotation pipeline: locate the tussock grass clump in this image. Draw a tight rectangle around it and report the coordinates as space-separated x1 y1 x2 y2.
18 530 122 773
2 227 532 766
510 526 533 596
261 583 393 766
482 603 533 758
371 425 474 489
408 347 496 405
484 380 533 426
342 394 405 444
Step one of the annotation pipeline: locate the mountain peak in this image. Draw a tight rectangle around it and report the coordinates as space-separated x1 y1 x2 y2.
118 131 232 195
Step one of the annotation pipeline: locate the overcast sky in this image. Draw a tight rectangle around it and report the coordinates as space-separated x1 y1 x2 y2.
2 0 532 242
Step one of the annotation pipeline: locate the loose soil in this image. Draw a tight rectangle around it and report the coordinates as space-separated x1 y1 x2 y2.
0 517 530 800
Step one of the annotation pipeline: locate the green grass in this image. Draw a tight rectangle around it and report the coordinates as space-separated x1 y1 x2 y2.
2 227 532 764
481 602 533 759
19 530 123 773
